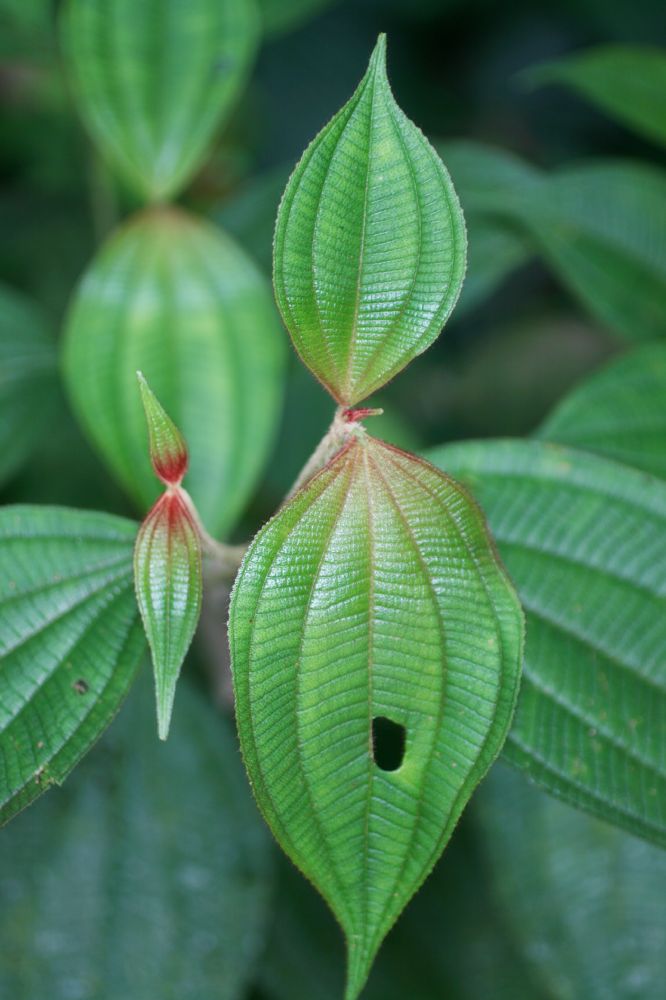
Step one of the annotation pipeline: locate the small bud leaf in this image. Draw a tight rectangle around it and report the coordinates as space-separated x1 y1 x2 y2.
137 371 188 486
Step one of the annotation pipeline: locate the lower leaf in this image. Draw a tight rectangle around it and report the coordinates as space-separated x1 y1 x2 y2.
229 434 524 998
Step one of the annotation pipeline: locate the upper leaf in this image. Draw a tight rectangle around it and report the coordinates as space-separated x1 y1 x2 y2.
63 207 286 538
60 0 258 201
538 344 666 479
0 677 273 1000
273 36 466 405
477 764 666 1000
0 283 59 487
428 439 666 847
528 45 666 149
229 433 523 998
0 505 145 825
134 491 202 740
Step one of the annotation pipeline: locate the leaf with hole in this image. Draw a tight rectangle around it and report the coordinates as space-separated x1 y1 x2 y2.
0 505 145 825
273 36 466 405
476 763 666 999
63 208 286 538
229 433 523 999
527 46 666 149
429 439 666 846
0 677 273 1000
538 344 666 479
0 283 59 488
60 0 258 200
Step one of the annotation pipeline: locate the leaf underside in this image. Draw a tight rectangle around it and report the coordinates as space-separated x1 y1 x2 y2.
63 207 285 537
60 0 258 200
0 505 145 825
229 434 523 998
429 439 666 847
273 36 466 405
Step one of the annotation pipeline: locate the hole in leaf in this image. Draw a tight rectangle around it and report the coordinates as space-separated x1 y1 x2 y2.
371 717 406 772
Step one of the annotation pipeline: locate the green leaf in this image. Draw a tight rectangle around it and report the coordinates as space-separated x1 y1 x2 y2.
538 344 666 479
137 370 189 485
0 283 59 487
0 505 145 825
60 0 258 201
437 139 542 212
477 763 666 999
229 433 523 998
515 162 666 342
273 36 466 406
528 46 666 149
455 217 532 318
134 491 202 740
428 439 666 846
0 677 273 999
258 0 338 37
63 207 286 538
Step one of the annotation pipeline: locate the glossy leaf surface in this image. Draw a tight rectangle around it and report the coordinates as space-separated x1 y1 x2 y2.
529 46 666 149
0 506 145 825
230 434 523 998
63 208 286 537
273 37 466 405
538 344 666 479
477 764 666 999
429 439 666 846
0 283 59 487
60 0 258 200
0 678 273 1000
134 492 202 740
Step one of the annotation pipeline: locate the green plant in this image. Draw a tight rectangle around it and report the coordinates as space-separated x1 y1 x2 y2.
1 5 665 999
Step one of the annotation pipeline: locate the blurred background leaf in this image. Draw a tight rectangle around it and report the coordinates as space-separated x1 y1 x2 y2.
476 764 666 1000
0 676 273 999
538 344 666 478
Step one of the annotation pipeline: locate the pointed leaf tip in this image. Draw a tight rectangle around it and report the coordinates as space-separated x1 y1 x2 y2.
137 371 188 486
134 490 202 741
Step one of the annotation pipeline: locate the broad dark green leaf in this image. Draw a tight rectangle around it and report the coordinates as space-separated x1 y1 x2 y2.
477 764 666 999
63 207 286 538
438 139 542 212
528 46 666 149
273 37 466 406
0 283 59 487
516 163 666 342
0 677 272 999
0 505 145 825
230 433 523 998
538 344 666 479
429 439 666 846
60 0 258 200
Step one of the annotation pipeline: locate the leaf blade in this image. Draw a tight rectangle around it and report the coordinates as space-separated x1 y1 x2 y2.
60 0 258 200
63 208 286 537
428 438 666 846
229 435 523 997
0 505 145 824
273 37 466 405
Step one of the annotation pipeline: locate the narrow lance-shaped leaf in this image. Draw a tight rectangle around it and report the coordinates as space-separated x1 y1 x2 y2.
134 376 202 740
0 506 145 825
273 36 466 406
60 0 259 201
428 439 666 847
229 431 523 999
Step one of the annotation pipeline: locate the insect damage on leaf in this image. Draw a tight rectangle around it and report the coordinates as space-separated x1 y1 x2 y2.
229 429 524 999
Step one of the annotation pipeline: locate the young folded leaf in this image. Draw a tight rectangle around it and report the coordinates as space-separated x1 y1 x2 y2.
229 433 523 999
273 35 466 406
134 375 202 740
